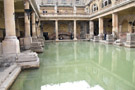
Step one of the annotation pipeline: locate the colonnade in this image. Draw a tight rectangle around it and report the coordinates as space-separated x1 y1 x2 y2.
55 20 77 41
2 0 42 54
89 13 119 40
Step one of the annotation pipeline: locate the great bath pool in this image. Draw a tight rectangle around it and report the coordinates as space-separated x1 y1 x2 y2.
10 42 135 90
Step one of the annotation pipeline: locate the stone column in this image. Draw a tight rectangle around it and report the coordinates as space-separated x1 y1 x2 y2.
32 12 37 38
24 0 32 49
89 20 94 39
2 0 20 54
36 19 40 37
74 20 77 40
73 6 77 15
99 17 104 40
55 20 59 41
112 13 118 38
54 4 57 14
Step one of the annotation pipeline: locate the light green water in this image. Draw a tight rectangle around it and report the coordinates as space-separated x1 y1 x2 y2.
10 42 135 90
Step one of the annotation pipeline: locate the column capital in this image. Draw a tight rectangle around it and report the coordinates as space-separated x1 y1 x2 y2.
24 0 29 9
55 20 58 22
112 12 118 15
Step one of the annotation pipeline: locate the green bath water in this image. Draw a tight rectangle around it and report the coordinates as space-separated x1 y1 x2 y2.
10 42 135 90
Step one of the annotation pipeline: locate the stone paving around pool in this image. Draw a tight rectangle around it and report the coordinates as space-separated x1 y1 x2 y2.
0 50 40 90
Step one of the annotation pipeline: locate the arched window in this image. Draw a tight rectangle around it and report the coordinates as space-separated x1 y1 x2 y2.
102 0 111 8
92 4 98 12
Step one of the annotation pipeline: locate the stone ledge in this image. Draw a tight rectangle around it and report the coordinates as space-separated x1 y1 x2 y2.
0 64 17 85
0 51 40 90
17 51 40 69
0 66 21 90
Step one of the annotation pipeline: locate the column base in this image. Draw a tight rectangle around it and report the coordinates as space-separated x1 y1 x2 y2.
73 38 77 41
24 37 32 50
30 42 43 53
37 37 45 47
93 36 99 42
2 36 20 55
56 39 59 42
32 36 38 42
125 33 135 48
90 34 94 39
98 33 104 41
106 34 114 44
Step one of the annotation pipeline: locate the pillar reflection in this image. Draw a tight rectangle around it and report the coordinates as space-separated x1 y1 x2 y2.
56 43 59 62
98 45 103 65
74 42 77 61
111 48 118 72
133 60 135 83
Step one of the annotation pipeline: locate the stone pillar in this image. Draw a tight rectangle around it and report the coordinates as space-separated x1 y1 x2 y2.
74 20 77 40
99 17 104 40
32 12 37 38
73 6 77 14
2 0 20 54
37 20 41 37
24 0 32 49
55 20 59 41
36 18 39 37
89 20 94 39
54 4 57 14
112 13 118 38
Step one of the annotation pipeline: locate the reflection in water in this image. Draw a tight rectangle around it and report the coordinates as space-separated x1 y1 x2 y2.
10 42 135 90
41 81 104 90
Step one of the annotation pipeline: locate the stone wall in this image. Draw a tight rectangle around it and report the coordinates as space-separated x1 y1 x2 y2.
42 21 89 39
0 7 5 39
58 7 73 14
104 19 112 34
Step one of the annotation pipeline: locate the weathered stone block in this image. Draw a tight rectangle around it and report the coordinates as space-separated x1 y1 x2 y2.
30 42 43 53
93 36 99 42
24 37 32 50
125 33 135 48
98 34 104 40
32 37 38 42
114 39 123 46
106 34 114 44
17 51 40 69
2 37 20 55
